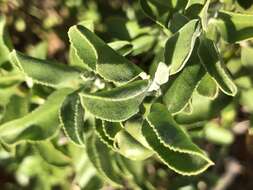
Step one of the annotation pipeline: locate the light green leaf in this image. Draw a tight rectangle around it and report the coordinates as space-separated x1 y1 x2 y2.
68 25 143 84
80 80 150 122
185 0 206 10
197 73 219 99
0 15 11 65
175 91 232 124
9 50 81 88
28 41 48 59
131 35 155 56
86 133 123 187
204 122 234 145
240 89 253 112
241 46 253 67
124 116 150 148
142 103 214 175
163 47 205 114
108 41 133 56
164 19 200 75
199 0 210 31
114 130 154 161
59 92 85 146
34 141 71 166
149 62 169 91
0 88 72 145
198 37 237 96
215 10 253 43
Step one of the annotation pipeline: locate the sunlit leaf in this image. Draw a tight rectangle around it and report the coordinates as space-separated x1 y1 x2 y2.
164 19 201 75
215 10 253 43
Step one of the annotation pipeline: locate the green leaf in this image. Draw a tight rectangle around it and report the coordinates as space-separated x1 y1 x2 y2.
114 130 154 161
1 94 29 123
215 10 253 43
142 103 214 175
149 62 169 91
0 88 72 145
199 0 210 31
197 73 219 99
86 133 123 187
185 0 206 10
163 46 205 114
131 35 155 56
59 92 85 146
95 119 115 149
68 19 95 71
198 37 237 96
106 18 148 40
204 122 234 145
80 80 150 122
28 41 48 59
124 116 150 149
68 25 143 84
9 50 81 88
102 120 122 140
34 141 71 167
139 0 170 27
108 41 133 56
164 19 200 75
0 15 11 66
185 0 206 18
175 91 232 124
168 13 189 33
241 46 253 67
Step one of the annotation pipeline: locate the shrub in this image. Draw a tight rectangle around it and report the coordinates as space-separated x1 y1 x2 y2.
1 0 253 189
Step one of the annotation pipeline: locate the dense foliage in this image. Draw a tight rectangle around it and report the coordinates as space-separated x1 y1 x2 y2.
1 0 253 189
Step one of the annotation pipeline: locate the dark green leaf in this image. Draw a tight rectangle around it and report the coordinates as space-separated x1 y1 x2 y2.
80 80 150 122
198 37 237 96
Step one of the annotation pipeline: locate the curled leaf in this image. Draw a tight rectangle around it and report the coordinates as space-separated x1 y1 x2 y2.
142 103 214 175
198 37 237 96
